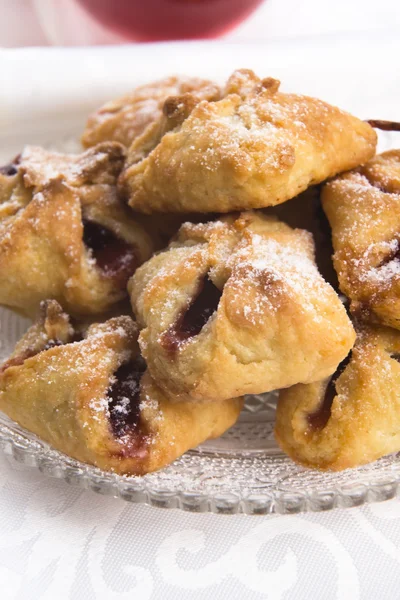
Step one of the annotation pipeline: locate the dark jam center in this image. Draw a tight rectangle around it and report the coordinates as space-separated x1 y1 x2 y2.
0 154 21 176
179 275 222 339
162 275 222 354
0 165 17 176
108 360 146 438
307 352 352 430
83 220 138 288
377 241 400 269
42 339 65 351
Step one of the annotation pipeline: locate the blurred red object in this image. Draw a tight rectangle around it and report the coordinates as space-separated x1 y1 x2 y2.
76 0 265 41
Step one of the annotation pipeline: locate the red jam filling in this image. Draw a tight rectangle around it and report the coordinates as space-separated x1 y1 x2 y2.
307 352 352 430
0 155 20 176
161 275 222 354
83 220 138 288
108 359 146 438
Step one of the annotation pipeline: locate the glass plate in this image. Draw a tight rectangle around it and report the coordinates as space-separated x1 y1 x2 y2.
2 312 400 517
2 42 400 514
2 130 400 515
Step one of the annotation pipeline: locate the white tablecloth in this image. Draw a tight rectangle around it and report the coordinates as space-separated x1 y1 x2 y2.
2 2 400 599
2 449 400 599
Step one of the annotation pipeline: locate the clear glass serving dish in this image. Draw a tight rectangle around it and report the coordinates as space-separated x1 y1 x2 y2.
2 350 400 516
1 236 400 516
2 40 400 515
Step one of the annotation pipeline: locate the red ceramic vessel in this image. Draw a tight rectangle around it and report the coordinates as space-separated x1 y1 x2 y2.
76 0 265 42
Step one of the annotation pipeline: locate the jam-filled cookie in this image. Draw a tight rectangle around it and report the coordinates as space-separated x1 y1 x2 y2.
129 212 355 401
120 69 376 214
275 324 400 470
0 143 155 316
0 301 243 475
82 75 220 149
322 150 400 329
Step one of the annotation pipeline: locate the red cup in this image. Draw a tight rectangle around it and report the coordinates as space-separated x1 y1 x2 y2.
76 0 265 42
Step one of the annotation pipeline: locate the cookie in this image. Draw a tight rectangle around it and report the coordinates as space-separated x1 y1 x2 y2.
82 76 220 148
275 324 400 470
0 143 155 316
120 69 376 213
129 211 355 401
0 301 243 475
322 150 400 328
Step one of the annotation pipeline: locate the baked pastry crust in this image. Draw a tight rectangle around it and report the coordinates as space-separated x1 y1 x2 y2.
129 211 355 401
0 143 156 316
0 301 243 475
82 76 220 148
275 324 400 470
322 150 400 329
120 69 376 214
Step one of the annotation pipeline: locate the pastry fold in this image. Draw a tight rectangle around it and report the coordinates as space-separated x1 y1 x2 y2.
322 149 400 329
276 325 400 470
0 301 243 475
121 69 376 213
129 211 355 401
82 76 220 148
0 143 155 316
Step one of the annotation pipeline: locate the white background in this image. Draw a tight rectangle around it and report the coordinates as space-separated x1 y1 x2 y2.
2 1 400 599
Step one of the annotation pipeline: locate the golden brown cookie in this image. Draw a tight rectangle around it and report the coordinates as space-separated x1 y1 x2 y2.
322 150 400 329
0 301 243 475
82 76 220 148
120 69 376 214
129 211 355 401
0 143 156 317
275 324 400 470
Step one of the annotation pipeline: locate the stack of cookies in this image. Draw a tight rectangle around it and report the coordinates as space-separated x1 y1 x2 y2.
0 68 397 474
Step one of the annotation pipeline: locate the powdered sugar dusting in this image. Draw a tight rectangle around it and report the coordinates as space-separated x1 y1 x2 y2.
353 238 400 287
88 396 109 423
326 168 400 301
225 228 330 324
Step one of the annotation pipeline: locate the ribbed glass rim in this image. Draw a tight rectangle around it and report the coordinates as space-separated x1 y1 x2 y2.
1 415 399 515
